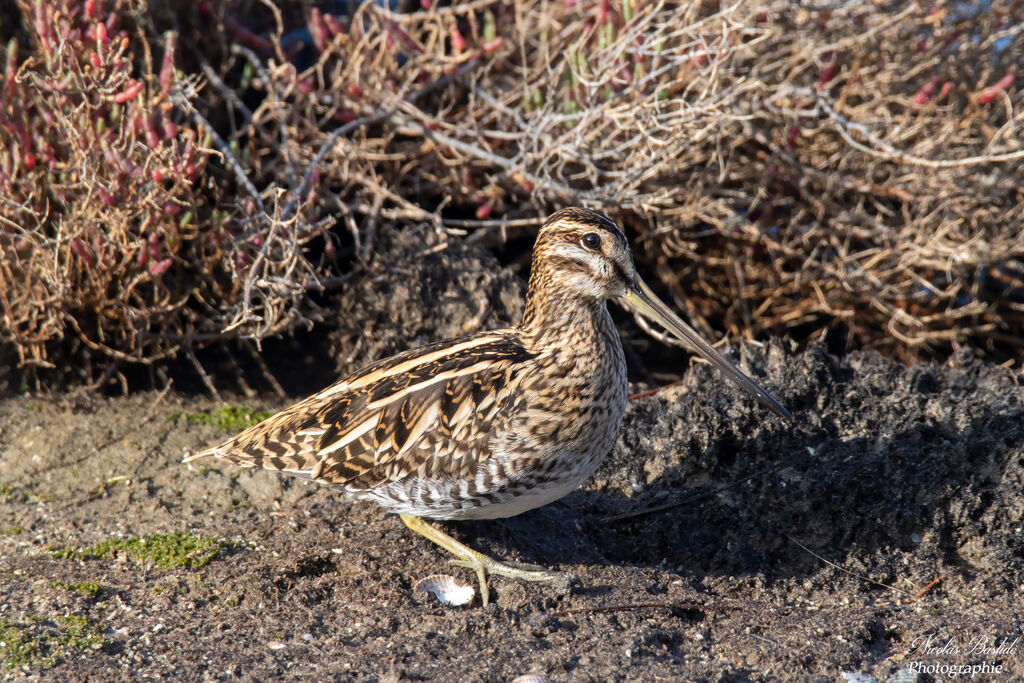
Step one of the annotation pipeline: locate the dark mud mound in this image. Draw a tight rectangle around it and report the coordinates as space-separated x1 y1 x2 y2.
329 228 525 377
1 342 1022 680
594 342 1024 592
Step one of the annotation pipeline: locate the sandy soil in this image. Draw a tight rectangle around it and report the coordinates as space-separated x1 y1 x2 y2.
1 236 1022 681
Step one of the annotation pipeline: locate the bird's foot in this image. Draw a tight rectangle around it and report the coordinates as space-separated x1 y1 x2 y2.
449 556 569 606
401 514 570 606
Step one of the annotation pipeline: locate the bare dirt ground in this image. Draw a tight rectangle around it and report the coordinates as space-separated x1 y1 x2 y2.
1 338 1022 682
1 238 1023 681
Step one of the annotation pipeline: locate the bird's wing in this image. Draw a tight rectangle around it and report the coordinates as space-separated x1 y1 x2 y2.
184 331 533 490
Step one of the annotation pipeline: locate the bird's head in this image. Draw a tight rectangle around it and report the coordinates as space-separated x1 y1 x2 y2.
527 207 791 420
531 207 637 302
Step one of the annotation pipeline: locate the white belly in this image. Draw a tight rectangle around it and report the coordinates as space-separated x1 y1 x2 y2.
442 475 585 520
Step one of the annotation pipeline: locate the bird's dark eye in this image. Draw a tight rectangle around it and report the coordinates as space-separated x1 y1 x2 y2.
581 233 602 251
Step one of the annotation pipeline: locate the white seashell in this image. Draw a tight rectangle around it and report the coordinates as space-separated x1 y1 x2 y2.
511 676 553 683
413 574 475 606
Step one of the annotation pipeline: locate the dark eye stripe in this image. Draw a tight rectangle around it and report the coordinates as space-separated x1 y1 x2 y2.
546 254 592 274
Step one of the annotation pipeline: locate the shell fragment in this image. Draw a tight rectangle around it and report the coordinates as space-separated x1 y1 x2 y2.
413 574 475 606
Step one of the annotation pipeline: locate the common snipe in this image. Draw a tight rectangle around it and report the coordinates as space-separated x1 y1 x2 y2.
184 208 790 605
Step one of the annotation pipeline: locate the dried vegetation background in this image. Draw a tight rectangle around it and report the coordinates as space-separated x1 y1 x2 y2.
1 0 1022 390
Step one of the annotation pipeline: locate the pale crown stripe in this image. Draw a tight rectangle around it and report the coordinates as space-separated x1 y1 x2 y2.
545 242 600 267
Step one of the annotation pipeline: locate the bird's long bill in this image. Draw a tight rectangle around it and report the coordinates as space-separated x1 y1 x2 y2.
621 278 792 420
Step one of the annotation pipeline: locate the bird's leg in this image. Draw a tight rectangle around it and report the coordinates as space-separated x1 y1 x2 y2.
400 515 565 606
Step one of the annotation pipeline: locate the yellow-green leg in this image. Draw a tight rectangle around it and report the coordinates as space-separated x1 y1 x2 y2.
400 515 564 606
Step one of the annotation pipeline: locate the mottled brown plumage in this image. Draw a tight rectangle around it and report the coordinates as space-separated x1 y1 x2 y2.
185 207 789 604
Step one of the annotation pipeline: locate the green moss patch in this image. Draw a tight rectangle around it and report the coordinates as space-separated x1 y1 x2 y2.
0 525 25 536
50 532 236 569
0 620 49 670
49 581 103 599
170 404 275 432
0 616 106 671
